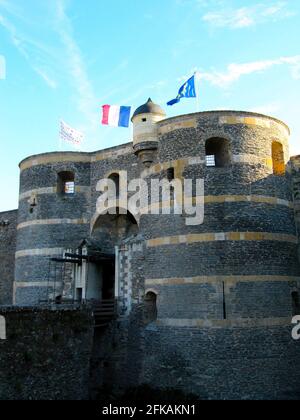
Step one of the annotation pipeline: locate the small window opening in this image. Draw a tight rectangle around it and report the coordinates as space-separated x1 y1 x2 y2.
205 137 231 168
272 141 285 176
167 167 175 182
206 155 216 167
0 315 6 340
76 288 83 302
64 181 75 194
29 197 37 214
292 291 300 316
143 292 158 324
55 295 62 305
57 171 75 195
222 281 227 320
142 118 147 122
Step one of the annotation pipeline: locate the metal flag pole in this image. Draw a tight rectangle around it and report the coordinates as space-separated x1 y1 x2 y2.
194 71 201 112
59 119 63 151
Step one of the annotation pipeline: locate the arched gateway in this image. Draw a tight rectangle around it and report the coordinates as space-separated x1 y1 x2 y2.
72 209 140 317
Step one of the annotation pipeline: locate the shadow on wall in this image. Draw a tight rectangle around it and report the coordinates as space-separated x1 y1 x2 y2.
92 210 139 254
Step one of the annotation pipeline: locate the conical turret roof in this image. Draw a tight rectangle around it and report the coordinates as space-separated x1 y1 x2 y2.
131 98 166 121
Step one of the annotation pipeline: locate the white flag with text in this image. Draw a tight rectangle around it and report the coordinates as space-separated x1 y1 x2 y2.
60 120 84 145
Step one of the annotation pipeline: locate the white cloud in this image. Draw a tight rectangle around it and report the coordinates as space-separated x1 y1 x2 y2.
33 67 57 89
54 0 98 129
250 102 281 115
202 2 296 29
0 0 100 139
0 12 58 89
194 56 300 88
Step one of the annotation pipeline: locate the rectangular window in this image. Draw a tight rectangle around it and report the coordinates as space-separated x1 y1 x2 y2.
0 316 6 340
206 155 216 167
76 288 83 302
167 167 175 182
64 181 75 195
57 171 75 195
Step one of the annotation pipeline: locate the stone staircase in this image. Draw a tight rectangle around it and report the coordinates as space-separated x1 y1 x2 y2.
92 299 117 328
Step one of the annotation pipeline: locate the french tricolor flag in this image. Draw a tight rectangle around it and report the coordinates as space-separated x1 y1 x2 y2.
102 105 131 128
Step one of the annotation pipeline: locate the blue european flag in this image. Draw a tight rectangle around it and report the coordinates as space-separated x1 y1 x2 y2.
167 75 196 106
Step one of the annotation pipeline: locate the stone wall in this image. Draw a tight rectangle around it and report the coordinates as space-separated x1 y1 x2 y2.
141 322 300 400
0 306 94 400
0 210 17 305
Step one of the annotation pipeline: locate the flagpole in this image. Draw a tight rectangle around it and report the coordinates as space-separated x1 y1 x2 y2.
194 71 200 113
59 118 63 151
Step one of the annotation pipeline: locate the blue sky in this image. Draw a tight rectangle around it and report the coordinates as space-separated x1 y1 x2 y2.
0 0 300 211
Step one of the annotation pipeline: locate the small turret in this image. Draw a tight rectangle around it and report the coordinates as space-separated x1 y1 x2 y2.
132 98 166 167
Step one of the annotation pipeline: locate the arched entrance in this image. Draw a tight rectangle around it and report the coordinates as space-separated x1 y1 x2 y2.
83 209 139 304
92 209 139 254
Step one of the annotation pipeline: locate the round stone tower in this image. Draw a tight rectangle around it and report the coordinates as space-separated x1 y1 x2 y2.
14 152 91 305
136 110 300 399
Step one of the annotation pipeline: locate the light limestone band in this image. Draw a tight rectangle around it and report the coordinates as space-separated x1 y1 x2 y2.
205 195 292 207
219 115 289 135
158 118 197 135
19 186 91 201
15 248 64 259
156 317 292 328
146 275 300 286
157 114 289 136
139 195 293 215
91 146 133 162
17 218 89 230
20 146 133 171
14 281 62 288
147 232 298 248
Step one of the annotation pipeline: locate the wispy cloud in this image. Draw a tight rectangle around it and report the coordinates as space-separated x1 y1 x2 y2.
202 2 296 29
33 67 57 89
250 101 281 115
0 10 58 89
0 0 100 138
185 56 300 88
54 0 98 130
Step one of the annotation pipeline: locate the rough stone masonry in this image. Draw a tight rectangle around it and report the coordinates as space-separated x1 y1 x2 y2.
0 100 300 400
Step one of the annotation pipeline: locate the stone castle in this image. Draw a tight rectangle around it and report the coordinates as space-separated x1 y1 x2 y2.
1 99 300 400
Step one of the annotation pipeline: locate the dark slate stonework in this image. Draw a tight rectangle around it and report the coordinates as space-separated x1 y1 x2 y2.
15 255 60 283
0 307 94 400
0 210 17 305
19 158 91 194
14 286 49 305
140 204 296 238
156 283 223 319
141 324 300 400
227 281 294 318
144 242 300 277
15 224 89 251
18 193 90 223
